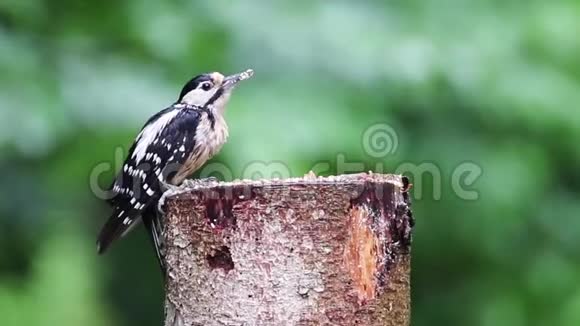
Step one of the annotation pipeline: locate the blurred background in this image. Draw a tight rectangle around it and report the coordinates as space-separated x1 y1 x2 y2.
1 0 579 325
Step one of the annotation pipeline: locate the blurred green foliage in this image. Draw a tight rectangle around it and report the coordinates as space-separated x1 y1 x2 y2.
1 0 579 325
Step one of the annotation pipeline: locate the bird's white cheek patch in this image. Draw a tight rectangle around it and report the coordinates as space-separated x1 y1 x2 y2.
182 88 219 106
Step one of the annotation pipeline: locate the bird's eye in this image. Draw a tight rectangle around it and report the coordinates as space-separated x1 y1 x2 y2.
200 82 212 91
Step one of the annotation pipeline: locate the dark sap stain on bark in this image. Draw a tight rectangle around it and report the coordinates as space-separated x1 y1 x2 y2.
201 185 257 229
349 180 414 297
206 245 234 272
401 175 415 228
351 181 413 248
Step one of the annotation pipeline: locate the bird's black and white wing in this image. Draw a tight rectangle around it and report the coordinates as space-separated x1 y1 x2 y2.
97 105 201 254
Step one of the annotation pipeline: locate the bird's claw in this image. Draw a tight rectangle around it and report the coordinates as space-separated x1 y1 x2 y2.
160 180 180 192
158 177 220 214
157 193 168 215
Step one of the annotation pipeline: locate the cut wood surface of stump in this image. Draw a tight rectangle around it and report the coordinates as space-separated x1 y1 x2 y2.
163 173 414 326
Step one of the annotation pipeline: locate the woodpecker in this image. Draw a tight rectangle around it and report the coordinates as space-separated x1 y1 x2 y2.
97 69 254 271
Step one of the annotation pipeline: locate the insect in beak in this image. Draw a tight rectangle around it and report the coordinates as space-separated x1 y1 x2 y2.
222 69 254 90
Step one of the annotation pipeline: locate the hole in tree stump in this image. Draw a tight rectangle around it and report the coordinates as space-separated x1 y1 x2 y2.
206 246 234 272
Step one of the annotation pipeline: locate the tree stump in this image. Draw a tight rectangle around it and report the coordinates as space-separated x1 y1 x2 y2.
162 173 413 326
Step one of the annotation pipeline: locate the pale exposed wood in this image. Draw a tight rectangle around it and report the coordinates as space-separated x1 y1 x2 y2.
162 173 413 326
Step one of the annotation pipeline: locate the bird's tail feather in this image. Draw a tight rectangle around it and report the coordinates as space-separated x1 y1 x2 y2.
142 205 166 274
97 206 138 254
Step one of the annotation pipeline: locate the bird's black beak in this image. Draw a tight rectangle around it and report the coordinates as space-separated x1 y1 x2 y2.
222 69 254 90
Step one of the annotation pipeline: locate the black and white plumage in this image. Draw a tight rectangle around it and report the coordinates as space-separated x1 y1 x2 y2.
97 69 254 271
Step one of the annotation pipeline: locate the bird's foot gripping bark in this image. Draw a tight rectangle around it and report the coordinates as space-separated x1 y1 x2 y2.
158 181 179 214
158 177 220 214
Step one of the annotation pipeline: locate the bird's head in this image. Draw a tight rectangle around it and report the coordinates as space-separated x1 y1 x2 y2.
178 69 254 113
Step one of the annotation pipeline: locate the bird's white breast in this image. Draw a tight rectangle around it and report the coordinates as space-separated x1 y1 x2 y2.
172 113 228 184
197 114 229 158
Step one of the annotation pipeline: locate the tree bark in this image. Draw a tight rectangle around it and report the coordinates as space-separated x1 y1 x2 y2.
162 173 413 326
